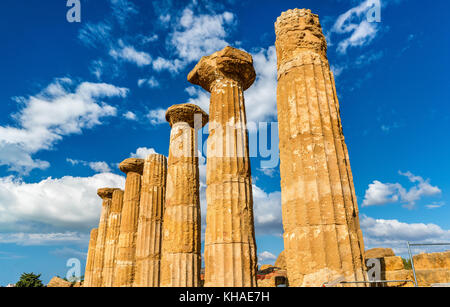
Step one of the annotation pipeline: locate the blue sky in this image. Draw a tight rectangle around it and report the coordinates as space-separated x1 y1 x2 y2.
0 0 449 285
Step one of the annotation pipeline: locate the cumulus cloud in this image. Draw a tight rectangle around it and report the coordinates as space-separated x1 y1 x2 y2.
130 147 157 159
0 78 128 174
67 159 112 173
362 171 441 209
258 251 277 264
123 111 137 121
153 7 236 74
253 186 283 237
109 40 152 66
332 0 381 54
0 173 125 235
361 215 450 255
147 108 167 126
137 77 160 88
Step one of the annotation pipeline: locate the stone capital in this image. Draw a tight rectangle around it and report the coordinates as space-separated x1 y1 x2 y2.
97 188 119 200
119 158 144 175
166 103 209 128
275 9 327 63
187 46 256 92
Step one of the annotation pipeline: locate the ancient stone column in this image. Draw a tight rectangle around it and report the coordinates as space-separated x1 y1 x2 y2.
113 158 144 287
83 228 98 287
275 9 366 287
160 104 208 287
134 154 168 287
188 46 258 287
102 189 124 287
92 188 117 287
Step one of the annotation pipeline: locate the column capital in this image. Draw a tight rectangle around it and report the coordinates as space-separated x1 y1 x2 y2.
119 158 144 175
275 9 327 64
97 188 119 200
166 103 209 128
188 46 256 92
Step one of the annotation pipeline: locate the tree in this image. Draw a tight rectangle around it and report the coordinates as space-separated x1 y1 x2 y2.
15 273 44 288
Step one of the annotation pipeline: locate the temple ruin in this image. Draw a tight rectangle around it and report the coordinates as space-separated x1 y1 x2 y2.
80 8 430 288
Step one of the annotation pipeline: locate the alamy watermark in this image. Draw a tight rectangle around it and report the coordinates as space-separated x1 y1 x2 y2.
66 258 82 283
66 0 81 23
366 0 381 23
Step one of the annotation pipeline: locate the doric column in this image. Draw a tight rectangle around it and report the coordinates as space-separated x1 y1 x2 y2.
160 104 208 287
83 228 98 287
275 9 366 287
92 188 117 287
102 189 124 287
134 154 168 287
113 158 144 287
188 46 258 287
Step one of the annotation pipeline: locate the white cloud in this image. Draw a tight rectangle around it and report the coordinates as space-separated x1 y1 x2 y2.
170 8 234 63
0 173 125 234
50 247 87 258
153 8 236 74
362 171 441 209
137 77 160 88
109 40 152 66
130 147 157 159
253 185 283 237
332 0 381 54
258 251 277 264
147 108 167 126
0 78 127 174
67 159 112 173
152 57 184 74
258 168 277 178
361 215 450 255
123 111 137 121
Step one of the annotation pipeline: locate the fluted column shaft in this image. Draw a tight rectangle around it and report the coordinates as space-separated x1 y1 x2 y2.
188 47 258 287
275 9 366 287
160 104 208 287
92 189 116 287
102 189 124 287
84 228 98 287
134 154 167 287
113 159 144 287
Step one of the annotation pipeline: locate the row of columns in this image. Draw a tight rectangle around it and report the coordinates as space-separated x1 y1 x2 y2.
84 8 367 287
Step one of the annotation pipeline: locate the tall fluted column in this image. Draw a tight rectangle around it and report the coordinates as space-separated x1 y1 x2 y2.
188 46 258 287
84 228 98 287
92 188 117 287
102 189 124 287
134 154 168 287
160 104 208 287
275 9 366 287
113 159 144 287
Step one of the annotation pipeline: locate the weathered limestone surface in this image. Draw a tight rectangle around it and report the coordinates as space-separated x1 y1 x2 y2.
188 46 258 287
113 158 144 287
92 188 117 287
83 228 98 287
102 189 124 287
414 251 450 270
275 251 286 270
160 104 208 287
275 9 366 286
134 154 168 287
47 277 72 288
365 248 395 259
